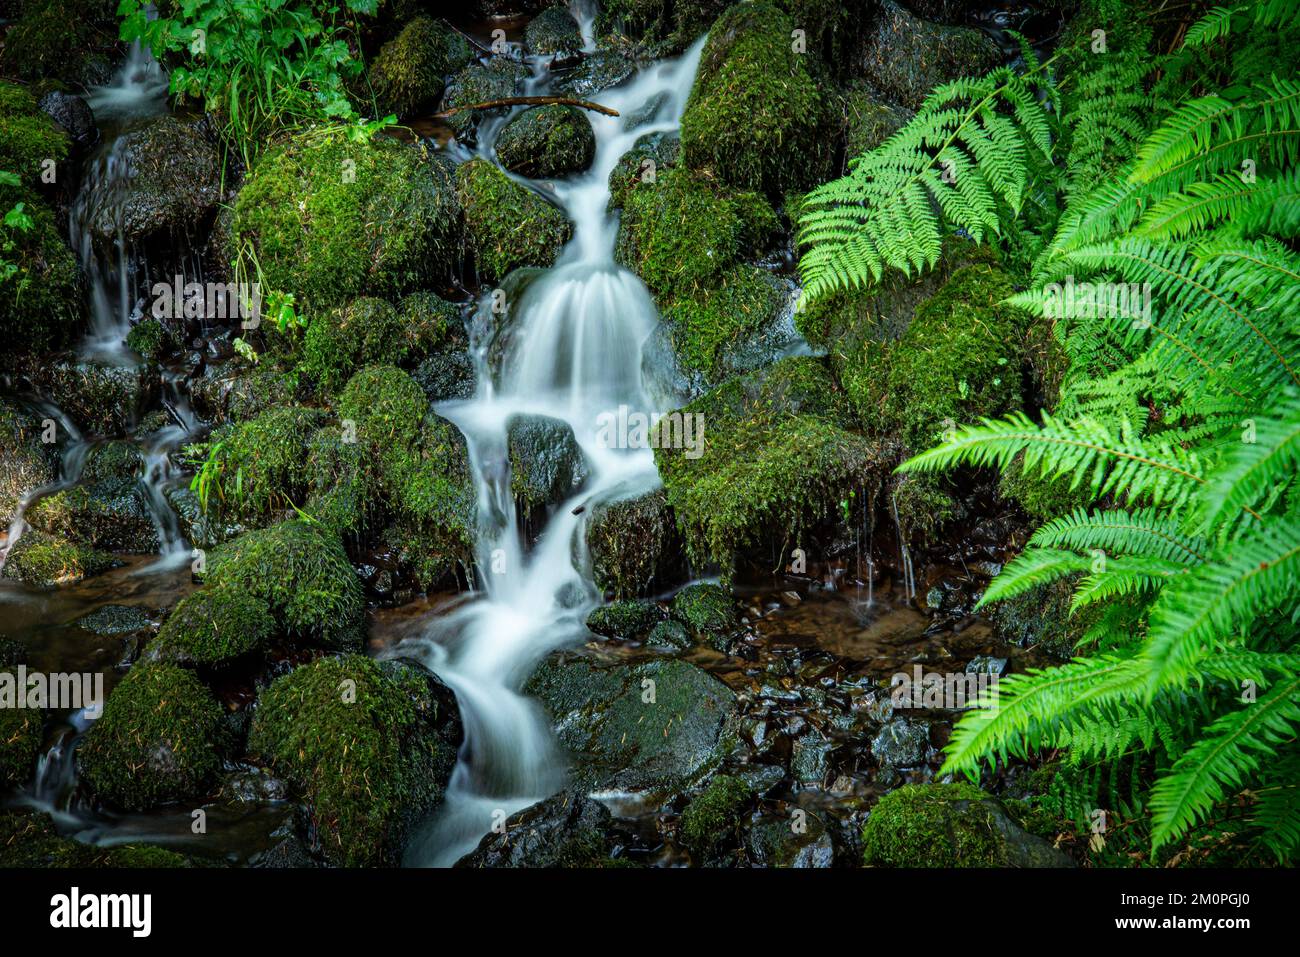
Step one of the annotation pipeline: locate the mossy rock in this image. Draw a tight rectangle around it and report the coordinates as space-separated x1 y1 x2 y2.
0 670 42 789
655 356 888 573
457 791 632 868
679 1 833 196
679 773 754 858
0 1 118 85
249 655 460 867
585 599 665 639
614 164 777 305
998 453 1096 524
524 6 584 57
205 520 365 651
301 296 454 396
506 413 590 513
586 488 685 599
991 576 1097 659
78 663 224 811
441 57 531 141
125 317 174 361
150 584 276 667
842 89 913 159
230 133 460 314
596 0 729 56
0 192 84 356
496 105 596 179
33 359 158 436
304 426 375 540
607 131 681 211
0 811 197 868
670 582 738 640
369 17 474 118
862 782 1073 867
0 79 71 177
223 364 298 424
0 397 58 522
198 406 327 526
25 478 161 553
1 529 118 587
661 263 787 382
455 159 572 282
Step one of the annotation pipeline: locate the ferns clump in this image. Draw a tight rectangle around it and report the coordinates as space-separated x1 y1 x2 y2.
799 0 1300 861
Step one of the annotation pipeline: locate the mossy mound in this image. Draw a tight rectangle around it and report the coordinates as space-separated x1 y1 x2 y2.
0 80 70 182
495 105 596 179
304 427 375 540
455 159 572 282
198 406 326 526
862 782 1072 867
596 0 729 55
679 774 754 857
230 133 459 314
0 1 117 84
24 478 160 553
585 599 665 639
0 670 42 789
441 57 531 140
656 356 886 573
524 6 584 57
661 264 786 381
151 584 276 667
369 17 473 118
1 529 117 587
78 663 224 811
125 318 173 360
0 398 58 522
679 1 833 196
586 488 685 599
670 582 737 636
249 655 458 867
842 90 913 159
205 520 365 651
607 131 681 210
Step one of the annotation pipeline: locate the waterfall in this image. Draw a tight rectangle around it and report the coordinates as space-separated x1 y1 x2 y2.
401 38 707 867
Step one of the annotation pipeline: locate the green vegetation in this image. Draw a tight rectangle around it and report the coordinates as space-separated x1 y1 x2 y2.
0 670 41 789
495 106 596 179
455 159 572 282
78 663 224 810
679 774 754 857
0 812 195 868
862 783 1008 868
368 17 472 118
151 584 276 667
1 530 116 587
801 0 1300 862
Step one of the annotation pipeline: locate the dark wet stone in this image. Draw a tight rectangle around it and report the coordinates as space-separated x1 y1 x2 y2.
221 768 289 804
456 791 629 868
524 6 583 58
26 478 160 554
645 619 691 650
441 57 531 142
791 737 835 784
74 604 152 636
585 599 664 639
506 414 590 511
554 49 636 97
0 638 27 667
496 105 596 179
586 488 685 600
412 352 476 403
165 485 244 551
967 655 1008 676
39 91 96 148
871 717 930 768
34 359 160 437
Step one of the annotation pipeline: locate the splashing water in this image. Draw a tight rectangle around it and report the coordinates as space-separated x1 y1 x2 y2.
400 38 707 867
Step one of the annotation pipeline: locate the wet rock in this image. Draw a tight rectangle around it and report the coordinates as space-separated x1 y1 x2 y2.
553 49 636 98
791 737 835 784
82 440 144 482
967 655 1008 676
748 813 834 868
524 6 584 58
0 639 26 667
74 604 151 636
2 529 119 587
254 821 321 868
88 115 221 243
221 767 289 804
678 774 755 861
670 582 739 651
586 488 685 600
645 619 691 650
0 670 42 789
506 413 590 512
862 782 1075 867
457 791 628 868
842 91 913 158
496 105 596 179
166 485 244 550
853 0 1002 110
525 651 738 792
586 599 665 639
441 57 531 142
34 358 159 436
871 717 931 768
38 91 96 148
412 351 476 402
26 478 161 553
0 399 57 523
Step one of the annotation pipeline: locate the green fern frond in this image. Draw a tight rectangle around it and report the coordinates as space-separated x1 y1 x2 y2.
1030 507 1210 563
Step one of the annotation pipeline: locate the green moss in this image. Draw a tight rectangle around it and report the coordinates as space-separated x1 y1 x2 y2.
999 453 1096 523
0 670 42 789
397 291 461 356
678 774 754 856
125 317 172 360
249 655 445 867
525 6 583 56
862 782 1004 867
152 584 276 667
0 190 84 356
1 529 117 587
842 90 912 159
670 582 737 635
225 365 297 422
656 357 885 573
614 165 775 303
230 132 459 314
369 17 473 117
441 57 531 139
596 0 728 56
587 488 683 599
82 440 144 482
0 80 69 179
0 1 116 84
338 364 428 453
304 427 375 539
205 520 365 651
0 811 197 867
200 406 327 525
300 297 402 395
25 478 159 554
455 159 572 282
608 131 681 211
662 264 785 380
78 663 224 811
495 105 596 179
585 600 663 639
679 1 833 196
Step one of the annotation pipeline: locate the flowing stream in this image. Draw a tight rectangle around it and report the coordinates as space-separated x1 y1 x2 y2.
401 37 707 867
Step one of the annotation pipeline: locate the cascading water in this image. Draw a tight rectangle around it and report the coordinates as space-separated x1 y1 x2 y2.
400 38 707 867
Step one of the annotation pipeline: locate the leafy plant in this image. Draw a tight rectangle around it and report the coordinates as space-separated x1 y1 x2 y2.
0 171 34 289
799 0 1300 861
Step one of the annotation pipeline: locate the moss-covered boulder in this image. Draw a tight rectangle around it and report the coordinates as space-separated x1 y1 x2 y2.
230 133 460 314
678 773 754 858
679 1 833 196
25 478 161 553
656 356 887 573
2 529 117 587
34 359 159 436
456 159 572 282
607 131 681 210
205 520 365 651
125 317 174 360
457 790 630 867
440 57 531 141
661 264 788 383
0 1 118 85
496 105 596 179
506 414 590 514
862 782 1073 867
596 0 729 56
150 584 276 667
670 581 738 640
586 488 685 599
78 663 224 811
585 599 665 639
249 655 461 867
842 90 913 159
196 406 327 526
524 651 737 792
369 17 474 118
0 398 57 523
524 6 584 57
852 0 1002 110
86 115 221 244
0 811 198 868
303 426 375 540
0 669 42 789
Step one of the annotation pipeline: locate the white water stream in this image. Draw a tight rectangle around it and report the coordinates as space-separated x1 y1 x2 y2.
401 37 707 867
